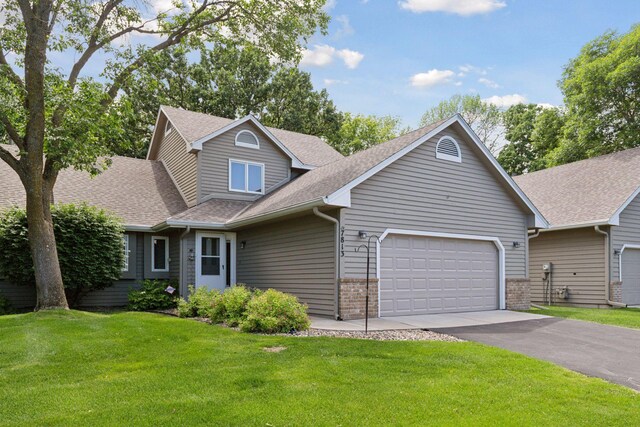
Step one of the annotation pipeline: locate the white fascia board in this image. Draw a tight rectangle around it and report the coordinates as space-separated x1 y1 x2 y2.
609 186 640 226
165 219 227 230
124 224 154 232
454 116 549 229
538 219 613 232
190 115 310 170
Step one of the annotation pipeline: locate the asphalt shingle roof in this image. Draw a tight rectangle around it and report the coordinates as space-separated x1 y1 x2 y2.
161 106 344 167
167 199 251 224
513 147 640 227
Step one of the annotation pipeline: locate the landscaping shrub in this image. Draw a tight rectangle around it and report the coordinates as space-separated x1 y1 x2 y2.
128 280 178 311
0 293 12 315
177 285 221 318
240 289 310 333
0 204 125 307
213 284 253 326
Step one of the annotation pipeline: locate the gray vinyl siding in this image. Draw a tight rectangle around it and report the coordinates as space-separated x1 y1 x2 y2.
198 122 291 202
341 127 529 279
529 228 606 306
236 214 336 317
157 128 198 206
0 281 36 309
611 193 640 280
180 232 196 296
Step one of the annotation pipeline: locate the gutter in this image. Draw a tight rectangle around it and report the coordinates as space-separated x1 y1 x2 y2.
313 207 341 320
594 225 627 308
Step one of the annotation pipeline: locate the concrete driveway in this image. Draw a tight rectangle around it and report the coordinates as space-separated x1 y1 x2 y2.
433 317 640 391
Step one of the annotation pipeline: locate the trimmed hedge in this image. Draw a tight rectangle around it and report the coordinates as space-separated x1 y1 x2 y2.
177 285 221 318
128 280 179 311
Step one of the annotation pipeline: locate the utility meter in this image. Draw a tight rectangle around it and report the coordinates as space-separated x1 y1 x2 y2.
542 263 552 273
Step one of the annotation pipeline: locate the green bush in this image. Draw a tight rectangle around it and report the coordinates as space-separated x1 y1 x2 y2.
213 284 253 326
128 280 178 311
0 293 12 315
0 204 125 307
240 289 310 333
177 285 221 318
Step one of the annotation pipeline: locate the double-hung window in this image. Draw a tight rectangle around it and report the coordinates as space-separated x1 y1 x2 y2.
151 236 169 272
229 160 264 194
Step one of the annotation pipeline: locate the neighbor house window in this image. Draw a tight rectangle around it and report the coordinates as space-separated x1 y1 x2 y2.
435 136 462 163
122 234 130 272
151 236 169 272
235 130 259 149
229 160 264 194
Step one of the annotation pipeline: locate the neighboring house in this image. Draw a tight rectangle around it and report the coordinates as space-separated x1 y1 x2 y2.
514 148 640 308
0 107 547 318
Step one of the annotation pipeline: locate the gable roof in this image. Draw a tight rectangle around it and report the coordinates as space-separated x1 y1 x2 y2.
514 147 640 229
156 106 343 168
0 147 187 229
230 114 548 228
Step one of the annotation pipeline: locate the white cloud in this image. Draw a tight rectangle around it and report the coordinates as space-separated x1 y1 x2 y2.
410 69 456 88
482 94 527 108
334 15 354 38
399 0 507 16
537 103 555 109
336 48 364 69
324 78 348 86
458 64 488 77
478 77 499 89
301 44 364 69
324 0 337 10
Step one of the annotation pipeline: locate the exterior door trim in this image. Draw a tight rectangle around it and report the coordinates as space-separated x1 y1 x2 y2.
376 228 506 316
194 231 237 290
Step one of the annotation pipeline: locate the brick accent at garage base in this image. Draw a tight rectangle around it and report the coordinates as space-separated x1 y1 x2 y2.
506 278 530 310
610 281 623 303
339 278 379 320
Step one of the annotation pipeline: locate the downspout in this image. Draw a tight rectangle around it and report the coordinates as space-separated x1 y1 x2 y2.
594 225 627 308
179 226 191 297
527 229 546 304
313 207 341 320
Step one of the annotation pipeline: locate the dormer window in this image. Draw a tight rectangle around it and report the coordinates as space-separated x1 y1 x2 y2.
436 136 462 163
235 130 259 149
229 159 264 194
165 121 173 136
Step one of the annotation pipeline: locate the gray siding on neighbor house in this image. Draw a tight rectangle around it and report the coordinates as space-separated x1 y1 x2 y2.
198 122 291 202
611 193 640 280
341 127 529 280
236 213 336 317
529 227 606 306
0 281 36 309
157 128 198 206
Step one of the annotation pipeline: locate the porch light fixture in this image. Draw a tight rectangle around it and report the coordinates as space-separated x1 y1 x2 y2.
358 231 368 239
240 241 247 249
188 248 195 261
512 241 520 248
614 249 621 256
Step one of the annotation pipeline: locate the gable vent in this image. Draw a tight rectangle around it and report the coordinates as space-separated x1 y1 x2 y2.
436 137 462 163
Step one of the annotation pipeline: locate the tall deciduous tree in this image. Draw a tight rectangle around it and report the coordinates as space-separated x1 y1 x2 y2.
0 0 328 309
330 113 408 156
420 94 503 153
551 24 640 165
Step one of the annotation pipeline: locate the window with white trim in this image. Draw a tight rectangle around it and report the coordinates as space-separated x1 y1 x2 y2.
436 136 462 163
235 130 259 149
229 160 264 194
165 121 173 136
151 236 169 272
122 234 130 272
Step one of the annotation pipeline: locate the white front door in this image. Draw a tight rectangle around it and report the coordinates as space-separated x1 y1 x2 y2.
195 232 227 291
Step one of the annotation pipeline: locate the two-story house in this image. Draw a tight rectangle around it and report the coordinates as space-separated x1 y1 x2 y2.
0 106 547 319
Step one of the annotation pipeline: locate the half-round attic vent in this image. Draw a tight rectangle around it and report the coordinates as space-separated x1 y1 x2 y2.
235 130 260 149
436 137 462 163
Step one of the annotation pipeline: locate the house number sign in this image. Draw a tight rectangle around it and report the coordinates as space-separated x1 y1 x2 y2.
340 226 345 257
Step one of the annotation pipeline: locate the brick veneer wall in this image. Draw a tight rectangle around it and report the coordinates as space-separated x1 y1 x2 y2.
506 278 531 310
339 278 379 320
610 281 623 303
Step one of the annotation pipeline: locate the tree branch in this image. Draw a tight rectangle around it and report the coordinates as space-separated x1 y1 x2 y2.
0 144 22 176
0 49 25 89
0 110 26 151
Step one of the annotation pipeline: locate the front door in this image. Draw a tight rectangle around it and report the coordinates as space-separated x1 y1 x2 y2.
195 232 226 291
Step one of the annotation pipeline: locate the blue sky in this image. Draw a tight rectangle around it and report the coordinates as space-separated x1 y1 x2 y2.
301 0 640 127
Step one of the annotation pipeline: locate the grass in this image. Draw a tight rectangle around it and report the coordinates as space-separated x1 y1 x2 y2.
526 305 640 329
0 311 638 426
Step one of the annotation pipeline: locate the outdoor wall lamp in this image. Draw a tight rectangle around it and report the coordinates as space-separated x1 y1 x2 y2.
240 241 247 249
358 230 368 239
614 249 621 256
188 248 195 261
512 241 521 248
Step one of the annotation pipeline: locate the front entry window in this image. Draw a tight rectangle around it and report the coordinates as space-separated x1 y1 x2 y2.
201 237 221 276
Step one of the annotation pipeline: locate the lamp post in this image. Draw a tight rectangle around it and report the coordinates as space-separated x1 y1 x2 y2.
356 234 379 334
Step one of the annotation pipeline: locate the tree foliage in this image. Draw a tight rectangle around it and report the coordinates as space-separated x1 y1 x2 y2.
330 113 407 156
0 204 125 307
551 24 640 165
420 94 503 153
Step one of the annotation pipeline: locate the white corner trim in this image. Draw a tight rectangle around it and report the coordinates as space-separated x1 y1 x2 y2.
435 136 462 163
610 186 640 226
618 244 640 281
235 129 260 149
190 115 309 169
375 229 507 315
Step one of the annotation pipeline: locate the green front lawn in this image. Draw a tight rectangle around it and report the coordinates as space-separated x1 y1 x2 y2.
1 311 638 426
526 306 640 329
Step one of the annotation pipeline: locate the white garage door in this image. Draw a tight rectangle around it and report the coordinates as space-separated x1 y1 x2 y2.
380 235 499 316
622 249 640 306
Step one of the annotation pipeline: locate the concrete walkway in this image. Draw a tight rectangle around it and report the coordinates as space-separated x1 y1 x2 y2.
432 318 640 391
310 310 548 331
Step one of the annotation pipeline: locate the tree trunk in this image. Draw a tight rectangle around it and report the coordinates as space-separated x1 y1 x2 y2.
24 171 68 310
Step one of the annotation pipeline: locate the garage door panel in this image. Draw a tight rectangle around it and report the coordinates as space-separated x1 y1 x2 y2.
380 235 499 316
622 249 640 305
